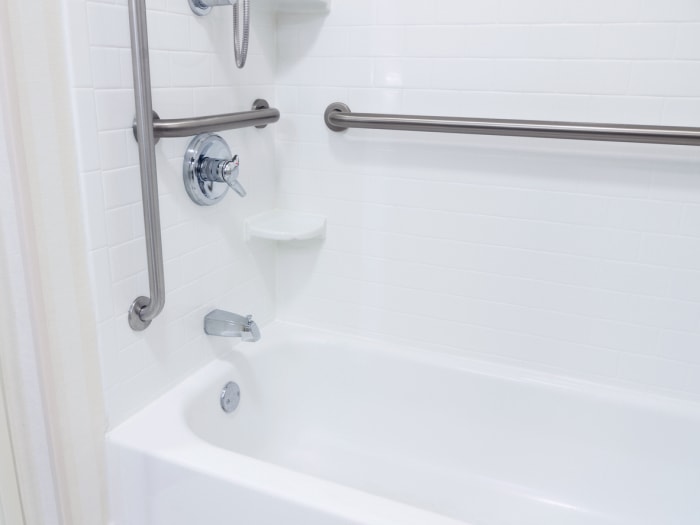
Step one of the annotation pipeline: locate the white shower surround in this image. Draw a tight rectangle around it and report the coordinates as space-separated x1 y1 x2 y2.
108 322 700 525
275 0 700 400
57 0 700 522
68 0 279 426
67 0 700 423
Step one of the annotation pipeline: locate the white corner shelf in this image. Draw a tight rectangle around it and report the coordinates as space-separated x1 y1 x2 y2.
245 210 327 241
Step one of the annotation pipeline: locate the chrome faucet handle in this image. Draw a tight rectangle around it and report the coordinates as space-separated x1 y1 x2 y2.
241 315 260 342
221 155 246 197
199 154 246 197
184 134 248 206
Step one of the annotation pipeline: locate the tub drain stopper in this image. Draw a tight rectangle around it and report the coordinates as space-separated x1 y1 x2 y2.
220 381 241 413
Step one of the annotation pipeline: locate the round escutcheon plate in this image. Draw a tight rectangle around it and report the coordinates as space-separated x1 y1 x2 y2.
183 133 232 206
220 381 241 413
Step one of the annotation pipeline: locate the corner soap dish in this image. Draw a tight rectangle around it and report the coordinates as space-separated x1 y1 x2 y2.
245 210 326 241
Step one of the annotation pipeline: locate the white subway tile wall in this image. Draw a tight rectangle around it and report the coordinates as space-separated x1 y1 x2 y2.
275 1 700 399
66 0 700 423
68 0 278 426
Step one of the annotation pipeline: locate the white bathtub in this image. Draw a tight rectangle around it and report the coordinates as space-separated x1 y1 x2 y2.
107 322 700 525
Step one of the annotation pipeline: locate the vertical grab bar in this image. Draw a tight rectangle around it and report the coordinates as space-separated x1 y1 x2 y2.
127 0 165 330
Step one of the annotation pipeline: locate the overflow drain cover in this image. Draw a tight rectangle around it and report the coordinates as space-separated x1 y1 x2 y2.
220 381 241 413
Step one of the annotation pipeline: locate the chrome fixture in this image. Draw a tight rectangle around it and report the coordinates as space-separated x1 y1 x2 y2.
204 310 261 342
324 102 700 147
232 0 250 68
184 133 247 206
189 0 250 69
220 381 241 413
127 0 277 331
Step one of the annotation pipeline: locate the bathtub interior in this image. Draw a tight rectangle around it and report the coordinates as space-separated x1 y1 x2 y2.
183 323 700 525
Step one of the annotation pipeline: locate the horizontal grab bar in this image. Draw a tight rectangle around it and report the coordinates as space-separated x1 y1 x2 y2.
133 101 280 143
324 102 700 147
153 107 280 138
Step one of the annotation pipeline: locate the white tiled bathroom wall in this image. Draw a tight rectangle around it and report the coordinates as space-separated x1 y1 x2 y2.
275 0 700 400
66 0 278 426
66 0 700 424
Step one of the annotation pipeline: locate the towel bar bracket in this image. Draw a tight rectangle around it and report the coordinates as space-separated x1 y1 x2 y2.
128 296 152 331
324 102 350 132
252 98 272 128
132 110 161 144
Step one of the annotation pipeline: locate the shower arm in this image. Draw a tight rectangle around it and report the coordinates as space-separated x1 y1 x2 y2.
126 0 278 331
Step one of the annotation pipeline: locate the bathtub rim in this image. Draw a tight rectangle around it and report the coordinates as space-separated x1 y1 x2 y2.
106 320 700 525
224 320 700 415
106 355 470 525
113 320 700 439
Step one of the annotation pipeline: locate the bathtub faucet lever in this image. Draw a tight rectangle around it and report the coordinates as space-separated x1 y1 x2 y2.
240 314 261 342
204 309 261 342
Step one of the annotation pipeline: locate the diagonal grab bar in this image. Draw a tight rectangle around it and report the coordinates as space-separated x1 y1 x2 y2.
127 0 165 331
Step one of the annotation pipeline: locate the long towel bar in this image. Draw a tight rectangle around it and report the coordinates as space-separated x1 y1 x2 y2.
324 102 700 147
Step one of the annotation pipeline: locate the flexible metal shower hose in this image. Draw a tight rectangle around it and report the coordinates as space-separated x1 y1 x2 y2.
232 0 249 68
